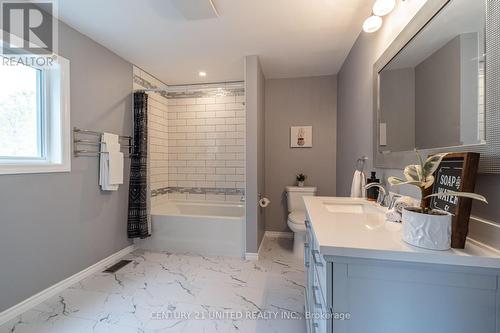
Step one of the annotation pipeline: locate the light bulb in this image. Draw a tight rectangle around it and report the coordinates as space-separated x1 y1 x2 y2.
373 0 396 16
363 15 383 33
198 71 207 77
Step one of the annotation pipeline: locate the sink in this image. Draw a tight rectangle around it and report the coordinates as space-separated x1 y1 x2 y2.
323 203 365 214
322 201 386 215
322 200 387 230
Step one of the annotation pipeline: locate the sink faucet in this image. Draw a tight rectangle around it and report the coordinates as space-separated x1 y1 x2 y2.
365 183 389 207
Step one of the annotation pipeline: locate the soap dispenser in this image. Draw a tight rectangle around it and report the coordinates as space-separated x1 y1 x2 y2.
366 171 379 201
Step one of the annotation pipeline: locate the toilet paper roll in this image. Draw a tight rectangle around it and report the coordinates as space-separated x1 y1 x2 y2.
259 197 271 208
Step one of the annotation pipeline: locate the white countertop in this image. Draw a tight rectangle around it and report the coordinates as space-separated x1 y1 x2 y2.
304 196 500 269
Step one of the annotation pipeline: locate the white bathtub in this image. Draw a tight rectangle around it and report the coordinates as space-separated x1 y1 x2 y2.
135 200 245 257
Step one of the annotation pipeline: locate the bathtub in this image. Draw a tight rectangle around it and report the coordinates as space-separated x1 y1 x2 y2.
134 200 245 257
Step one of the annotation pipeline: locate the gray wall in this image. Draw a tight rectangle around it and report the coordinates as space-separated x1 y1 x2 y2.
337 2 500 244
0 21 133 312
245 55 266 253
415 36 461 149
380 68 415 152
264 76 337 232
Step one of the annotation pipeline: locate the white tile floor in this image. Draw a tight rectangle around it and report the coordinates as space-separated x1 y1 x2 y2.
0 236 306 333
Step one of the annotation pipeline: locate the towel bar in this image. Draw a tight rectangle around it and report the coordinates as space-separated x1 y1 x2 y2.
73 127 133 157
73 127 131 140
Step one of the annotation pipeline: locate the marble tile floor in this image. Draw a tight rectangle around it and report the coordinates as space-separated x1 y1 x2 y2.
0 236 306 333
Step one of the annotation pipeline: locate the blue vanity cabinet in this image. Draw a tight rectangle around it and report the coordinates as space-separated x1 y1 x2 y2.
305 219 500 333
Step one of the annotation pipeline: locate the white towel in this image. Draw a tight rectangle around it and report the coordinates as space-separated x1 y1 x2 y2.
99 133 123 191
350 170 366 198
108 152 124 185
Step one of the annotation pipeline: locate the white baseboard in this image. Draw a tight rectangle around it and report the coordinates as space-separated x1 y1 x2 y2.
245 231 278 260
264 231 294 239
0 245 135 326
245 252 259 260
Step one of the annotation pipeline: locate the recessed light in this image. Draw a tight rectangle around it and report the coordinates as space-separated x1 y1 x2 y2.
363 15 383 33
199 71 207 77
373 0 396 16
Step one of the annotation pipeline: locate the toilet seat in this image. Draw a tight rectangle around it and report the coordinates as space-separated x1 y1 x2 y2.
288 211 306 227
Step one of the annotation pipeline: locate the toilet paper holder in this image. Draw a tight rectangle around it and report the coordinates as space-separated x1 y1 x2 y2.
258 193 270 208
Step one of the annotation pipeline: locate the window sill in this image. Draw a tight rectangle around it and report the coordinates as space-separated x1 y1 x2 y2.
0 162 71 175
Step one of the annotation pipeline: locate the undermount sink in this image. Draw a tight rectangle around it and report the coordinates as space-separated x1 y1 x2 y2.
323 203 364 214
322 201 386 215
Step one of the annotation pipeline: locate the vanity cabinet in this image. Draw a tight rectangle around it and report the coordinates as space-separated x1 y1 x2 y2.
305 219 331 333
304 218 500 333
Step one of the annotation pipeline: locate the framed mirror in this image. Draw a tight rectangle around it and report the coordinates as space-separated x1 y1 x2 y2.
373 0 500 173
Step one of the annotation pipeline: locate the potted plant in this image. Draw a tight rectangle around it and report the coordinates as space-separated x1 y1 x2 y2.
367 151 487 250
296 173 307 187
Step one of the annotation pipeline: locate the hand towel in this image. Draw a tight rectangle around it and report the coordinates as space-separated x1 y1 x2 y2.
99 133 122 191
350 170 366 198
108 152 124 185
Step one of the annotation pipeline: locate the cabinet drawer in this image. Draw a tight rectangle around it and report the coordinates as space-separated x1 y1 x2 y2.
311 264 326 309
314 260 327 304
311 270 328 333
306 219 328 305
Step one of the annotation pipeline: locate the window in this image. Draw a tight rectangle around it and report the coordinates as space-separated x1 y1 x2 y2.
0 62 44 159
0 54 70 175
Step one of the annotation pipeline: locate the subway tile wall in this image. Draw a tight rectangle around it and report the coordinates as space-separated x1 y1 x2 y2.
166 94 245 194
133 67 169 191
133 66 245 202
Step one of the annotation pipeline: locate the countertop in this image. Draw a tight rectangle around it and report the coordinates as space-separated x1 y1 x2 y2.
304 196 500 269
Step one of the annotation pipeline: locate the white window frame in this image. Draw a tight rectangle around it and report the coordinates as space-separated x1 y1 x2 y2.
0 35 71 175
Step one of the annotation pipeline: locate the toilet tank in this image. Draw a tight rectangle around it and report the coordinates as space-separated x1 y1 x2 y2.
285 186 317 213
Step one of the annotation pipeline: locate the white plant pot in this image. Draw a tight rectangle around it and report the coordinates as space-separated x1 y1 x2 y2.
402 208 452 251
297 181 305 187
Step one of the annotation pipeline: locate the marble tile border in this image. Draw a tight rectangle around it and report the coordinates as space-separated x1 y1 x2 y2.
133 74 244 99
133 75 169 98
151 186 245 197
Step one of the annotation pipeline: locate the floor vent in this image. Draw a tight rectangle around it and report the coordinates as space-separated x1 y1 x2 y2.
103 260 132 273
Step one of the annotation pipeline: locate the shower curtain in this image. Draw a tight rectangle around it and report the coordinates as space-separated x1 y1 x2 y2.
127 92 151 238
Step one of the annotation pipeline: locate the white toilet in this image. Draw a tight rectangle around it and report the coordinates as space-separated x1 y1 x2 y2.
285 186 317 259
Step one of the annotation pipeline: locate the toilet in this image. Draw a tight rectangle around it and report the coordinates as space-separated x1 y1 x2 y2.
285 186 317 259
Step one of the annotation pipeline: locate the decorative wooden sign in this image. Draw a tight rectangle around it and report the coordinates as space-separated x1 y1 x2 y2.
428 152 480 249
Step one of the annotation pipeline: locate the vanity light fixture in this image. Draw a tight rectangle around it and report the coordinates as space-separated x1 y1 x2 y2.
373 0 396 16
198 71 207 77
362 0 398 33
363 15 383 33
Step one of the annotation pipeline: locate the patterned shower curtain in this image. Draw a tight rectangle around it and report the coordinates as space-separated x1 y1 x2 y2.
127 92 151 238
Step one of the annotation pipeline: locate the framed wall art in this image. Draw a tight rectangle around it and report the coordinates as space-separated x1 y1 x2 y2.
290 126 312 148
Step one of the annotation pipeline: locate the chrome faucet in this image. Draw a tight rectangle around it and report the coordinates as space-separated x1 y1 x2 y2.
365 183 389 207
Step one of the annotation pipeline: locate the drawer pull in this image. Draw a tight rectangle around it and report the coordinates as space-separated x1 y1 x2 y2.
304 243 310 267
312 286 322 308
311 250 324 267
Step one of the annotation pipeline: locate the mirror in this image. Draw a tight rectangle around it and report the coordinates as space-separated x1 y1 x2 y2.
377 0 485 153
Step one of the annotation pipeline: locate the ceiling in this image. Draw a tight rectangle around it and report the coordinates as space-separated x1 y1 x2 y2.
58 0 373 84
